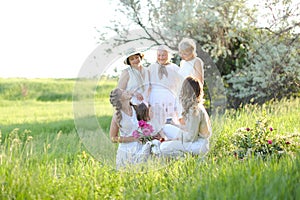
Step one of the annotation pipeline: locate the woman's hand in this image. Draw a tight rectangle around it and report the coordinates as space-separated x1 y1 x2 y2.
152 133 162 140
134 92 144 101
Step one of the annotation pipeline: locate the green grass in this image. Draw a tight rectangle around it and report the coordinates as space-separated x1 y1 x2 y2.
0 78 299 199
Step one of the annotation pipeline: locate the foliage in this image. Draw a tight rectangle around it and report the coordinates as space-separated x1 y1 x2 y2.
225 29 300 107
0 79 299 198
101 0 300 107
0 128 33 160
231 117 300 160
209 97 300 159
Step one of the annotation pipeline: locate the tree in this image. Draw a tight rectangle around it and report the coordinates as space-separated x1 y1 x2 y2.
225 0 300 107
98 0 300 108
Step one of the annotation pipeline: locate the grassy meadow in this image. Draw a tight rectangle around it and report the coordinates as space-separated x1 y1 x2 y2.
0 78 299 199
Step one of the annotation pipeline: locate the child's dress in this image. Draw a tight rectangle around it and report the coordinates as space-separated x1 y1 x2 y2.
116 107 151 169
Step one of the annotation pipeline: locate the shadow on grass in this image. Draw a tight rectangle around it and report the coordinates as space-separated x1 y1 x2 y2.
0 115 112 137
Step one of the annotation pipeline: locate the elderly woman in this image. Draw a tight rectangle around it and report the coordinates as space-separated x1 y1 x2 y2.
109 88 151 169
117 48 151 105
148 45 181 130
159 76 212 157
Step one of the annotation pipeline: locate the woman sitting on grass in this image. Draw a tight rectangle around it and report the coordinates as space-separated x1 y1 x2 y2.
159 76 212 157
109 88 151 170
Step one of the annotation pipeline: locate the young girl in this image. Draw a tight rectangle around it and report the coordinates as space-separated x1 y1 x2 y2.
109 88 151 169
135 102 164 141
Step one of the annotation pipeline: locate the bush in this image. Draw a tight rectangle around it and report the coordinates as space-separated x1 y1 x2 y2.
225 31 300 108
231 117 300 160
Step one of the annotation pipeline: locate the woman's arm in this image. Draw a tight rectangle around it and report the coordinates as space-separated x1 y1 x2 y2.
118 69 143 101
193 58 204 85
117 70 129 90
110 114 138 143
145 69 151 102
198 108 212 138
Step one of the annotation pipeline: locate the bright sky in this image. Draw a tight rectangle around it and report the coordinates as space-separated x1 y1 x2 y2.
1 0 298 78
0 0 116 78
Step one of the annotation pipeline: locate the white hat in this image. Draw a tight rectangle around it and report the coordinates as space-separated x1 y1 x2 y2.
123 47 145 65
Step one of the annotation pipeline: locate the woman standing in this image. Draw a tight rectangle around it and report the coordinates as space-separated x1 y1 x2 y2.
159 77 212 157
178 38 204 85
148 45 180 129
109 88 151 169
176 38 205 123
118 48 151 105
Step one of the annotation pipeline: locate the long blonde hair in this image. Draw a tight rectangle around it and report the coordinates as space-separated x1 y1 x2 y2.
109 88 123 127
179 76 204 119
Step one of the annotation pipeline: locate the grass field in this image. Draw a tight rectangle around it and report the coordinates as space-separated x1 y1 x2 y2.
0 78 299 199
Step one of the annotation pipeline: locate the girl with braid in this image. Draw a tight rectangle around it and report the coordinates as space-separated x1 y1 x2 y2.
159 76 212 157
109 88 151 169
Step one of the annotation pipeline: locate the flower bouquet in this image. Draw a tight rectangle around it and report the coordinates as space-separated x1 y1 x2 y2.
132 120 154 143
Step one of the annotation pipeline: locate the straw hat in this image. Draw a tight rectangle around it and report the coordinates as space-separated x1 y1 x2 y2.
123 47 144 65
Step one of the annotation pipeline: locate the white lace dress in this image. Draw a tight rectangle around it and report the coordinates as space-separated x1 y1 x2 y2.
126 67 150 105
116 107 151 169
148 62 180 130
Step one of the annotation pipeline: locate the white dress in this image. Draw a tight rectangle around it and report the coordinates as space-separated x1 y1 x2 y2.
159 104 211 157
126 67 150 105
178 57 204 80
148 62 180 130
116 107 151 169
176 58 204 119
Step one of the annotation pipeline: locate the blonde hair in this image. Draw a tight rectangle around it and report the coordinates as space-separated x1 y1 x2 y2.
109 88 123 127
178 38 197 57
179 76 204 119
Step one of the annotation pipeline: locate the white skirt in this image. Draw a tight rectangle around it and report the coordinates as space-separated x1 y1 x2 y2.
149 88 178 129
116 141 151 170
160 124 209 157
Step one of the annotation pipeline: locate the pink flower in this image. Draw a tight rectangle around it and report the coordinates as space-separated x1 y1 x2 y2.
268 140 272 144
144 123 154 133
246 128 250 131
132 130 140 139
269 127 273 131
138 120 147 128
132 120 154 143
142 128 152 136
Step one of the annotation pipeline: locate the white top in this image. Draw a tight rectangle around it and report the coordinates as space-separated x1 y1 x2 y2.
116 107 143 169
178 57 204 81
126 67 150 104
148 62 180 94
178 58 196 79
119 106 139 137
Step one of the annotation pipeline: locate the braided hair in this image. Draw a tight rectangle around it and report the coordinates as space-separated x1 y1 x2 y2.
109 88 123 127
